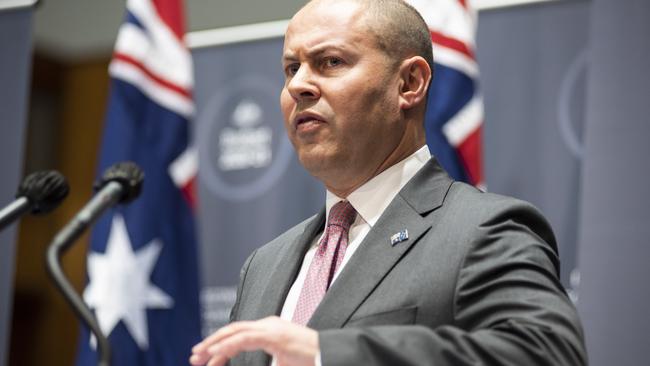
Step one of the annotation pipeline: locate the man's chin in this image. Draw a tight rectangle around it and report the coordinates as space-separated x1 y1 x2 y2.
297 153 337 178
298 155 327 173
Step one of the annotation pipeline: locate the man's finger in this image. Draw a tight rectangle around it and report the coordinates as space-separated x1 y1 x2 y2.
192 321 264 354
208 329 276 359
205 353 229 366
192 321 256 354
190 322 254 365
192 321 279 365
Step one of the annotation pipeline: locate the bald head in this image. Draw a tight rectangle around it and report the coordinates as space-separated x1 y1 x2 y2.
304 0 434 75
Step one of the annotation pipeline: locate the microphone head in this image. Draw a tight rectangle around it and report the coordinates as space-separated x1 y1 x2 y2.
17 170 70 215
97 162 144 204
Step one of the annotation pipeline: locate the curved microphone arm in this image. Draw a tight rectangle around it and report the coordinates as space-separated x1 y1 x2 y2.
45 183 124 366
46 222 112 366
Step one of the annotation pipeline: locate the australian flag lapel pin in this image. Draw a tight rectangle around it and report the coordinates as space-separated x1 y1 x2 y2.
390 229 409 246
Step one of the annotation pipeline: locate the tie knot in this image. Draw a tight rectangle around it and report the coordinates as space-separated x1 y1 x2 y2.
328 201 357 231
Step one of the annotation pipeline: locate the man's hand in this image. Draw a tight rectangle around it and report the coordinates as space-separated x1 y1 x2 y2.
189 316 319 366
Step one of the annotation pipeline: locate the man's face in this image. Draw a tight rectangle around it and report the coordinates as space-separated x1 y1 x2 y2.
280 0 406 192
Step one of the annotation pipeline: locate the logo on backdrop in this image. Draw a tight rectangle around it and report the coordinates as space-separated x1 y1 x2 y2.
198 76 293 202
218 99 272 171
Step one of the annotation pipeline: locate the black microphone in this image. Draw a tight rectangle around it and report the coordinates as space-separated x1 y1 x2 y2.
0 170 69 231
46 161 144 366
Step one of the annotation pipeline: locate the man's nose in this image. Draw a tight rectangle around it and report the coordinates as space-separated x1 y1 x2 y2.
287 66 320 102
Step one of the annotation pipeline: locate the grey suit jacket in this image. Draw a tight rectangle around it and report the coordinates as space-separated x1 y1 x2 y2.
229 158 587 366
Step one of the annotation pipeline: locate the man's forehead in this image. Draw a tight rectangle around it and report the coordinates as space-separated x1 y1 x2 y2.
283 0 370 55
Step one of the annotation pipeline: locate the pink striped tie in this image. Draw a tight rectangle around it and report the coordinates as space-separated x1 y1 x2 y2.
292 201 357 325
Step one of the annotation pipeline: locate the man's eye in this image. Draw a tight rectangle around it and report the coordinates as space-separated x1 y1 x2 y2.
324 57 343 68
285 64 300 76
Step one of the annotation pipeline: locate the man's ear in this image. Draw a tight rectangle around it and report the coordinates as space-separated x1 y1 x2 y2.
397 56 432 110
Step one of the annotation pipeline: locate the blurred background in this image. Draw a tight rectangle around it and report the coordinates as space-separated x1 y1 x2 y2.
1 0 649 365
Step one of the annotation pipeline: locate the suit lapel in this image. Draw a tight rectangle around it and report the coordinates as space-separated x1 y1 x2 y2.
307 158 453 330
256 209 326 318
245 211 325 366
307 195 431 329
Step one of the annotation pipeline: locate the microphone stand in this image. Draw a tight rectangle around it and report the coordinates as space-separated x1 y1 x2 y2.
45 188 122 366
0 197 30 231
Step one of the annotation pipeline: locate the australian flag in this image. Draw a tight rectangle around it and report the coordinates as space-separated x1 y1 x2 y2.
75 0 201 365
408 0 484 188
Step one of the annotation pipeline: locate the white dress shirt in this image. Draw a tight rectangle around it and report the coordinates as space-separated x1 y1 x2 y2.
270 145 431 366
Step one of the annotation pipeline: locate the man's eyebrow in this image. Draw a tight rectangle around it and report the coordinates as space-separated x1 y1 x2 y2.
307 43 347 57
282 43 348 64
282 53 298 64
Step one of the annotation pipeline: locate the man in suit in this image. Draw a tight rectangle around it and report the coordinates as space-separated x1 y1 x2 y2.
190 0 587 365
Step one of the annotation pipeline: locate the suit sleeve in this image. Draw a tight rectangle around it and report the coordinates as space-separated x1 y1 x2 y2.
318 201 587 366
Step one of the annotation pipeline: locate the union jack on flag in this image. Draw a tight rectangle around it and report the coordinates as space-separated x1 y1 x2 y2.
408 0 485 188
76 0 201 365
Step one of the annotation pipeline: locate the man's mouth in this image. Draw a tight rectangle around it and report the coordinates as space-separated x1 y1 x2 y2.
294 112 326 131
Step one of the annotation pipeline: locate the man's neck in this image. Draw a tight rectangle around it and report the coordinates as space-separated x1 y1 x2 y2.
325 141 426 198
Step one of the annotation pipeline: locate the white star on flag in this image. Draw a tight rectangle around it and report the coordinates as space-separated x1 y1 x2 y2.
83 214 173 349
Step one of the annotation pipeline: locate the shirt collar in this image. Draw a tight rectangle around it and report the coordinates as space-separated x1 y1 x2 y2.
325 145 431 227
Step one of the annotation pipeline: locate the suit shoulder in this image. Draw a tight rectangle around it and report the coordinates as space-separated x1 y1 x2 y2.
446 182 547 221
443 182 556 245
